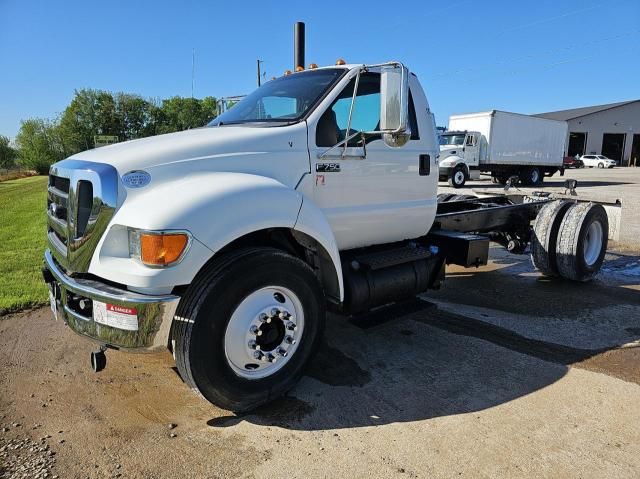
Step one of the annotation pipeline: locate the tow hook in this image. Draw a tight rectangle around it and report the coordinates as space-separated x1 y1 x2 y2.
90 346 107 373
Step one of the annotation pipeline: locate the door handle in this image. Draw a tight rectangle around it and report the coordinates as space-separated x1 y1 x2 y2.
419 154 430 176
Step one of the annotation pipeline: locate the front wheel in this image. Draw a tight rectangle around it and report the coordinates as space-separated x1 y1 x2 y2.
172 248 325 412
598 162 604 168
448 166 467 188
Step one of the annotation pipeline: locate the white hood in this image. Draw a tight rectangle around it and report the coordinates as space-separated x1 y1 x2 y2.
68 122 310 189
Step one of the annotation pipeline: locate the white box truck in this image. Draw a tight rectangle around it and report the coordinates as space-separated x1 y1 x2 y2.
439 110 568 188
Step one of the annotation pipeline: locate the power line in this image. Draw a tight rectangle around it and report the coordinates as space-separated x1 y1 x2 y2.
428 43 640 86
427 29 640 81
495 0 624 36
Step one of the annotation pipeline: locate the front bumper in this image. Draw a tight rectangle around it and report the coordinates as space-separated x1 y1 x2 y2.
43 249 180 352
438 166 454 179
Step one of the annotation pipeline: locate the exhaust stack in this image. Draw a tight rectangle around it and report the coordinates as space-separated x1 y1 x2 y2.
294 22 305 70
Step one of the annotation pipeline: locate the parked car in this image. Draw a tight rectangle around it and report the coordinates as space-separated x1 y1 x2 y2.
580 155 616 168
563 156 584 168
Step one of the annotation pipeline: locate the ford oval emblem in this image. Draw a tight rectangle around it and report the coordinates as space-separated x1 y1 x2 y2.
122 170 151 188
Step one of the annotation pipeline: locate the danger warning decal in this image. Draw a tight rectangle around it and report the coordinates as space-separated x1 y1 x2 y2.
93 301 139 331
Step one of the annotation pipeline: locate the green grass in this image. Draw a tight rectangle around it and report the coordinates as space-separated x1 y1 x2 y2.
0 176 49 315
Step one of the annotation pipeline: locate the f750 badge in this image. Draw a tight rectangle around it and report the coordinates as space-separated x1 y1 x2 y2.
316 163 341 173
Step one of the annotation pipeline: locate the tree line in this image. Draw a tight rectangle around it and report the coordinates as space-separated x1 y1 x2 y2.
0 89 218 174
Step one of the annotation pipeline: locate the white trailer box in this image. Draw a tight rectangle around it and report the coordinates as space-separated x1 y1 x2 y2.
440 110 567 186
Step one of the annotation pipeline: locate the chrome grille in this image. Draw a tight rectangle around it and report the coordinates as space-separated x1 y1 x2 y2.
47 160 118 273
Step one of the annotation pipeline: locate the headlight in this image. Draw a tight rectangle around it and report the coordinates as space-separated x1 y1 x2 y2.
128 229 190 267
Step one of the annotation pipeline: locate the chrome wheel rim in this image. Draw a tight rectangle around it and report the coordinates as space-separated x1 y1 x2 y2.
454 171 465 185
224 286 304 379
583 220 603 266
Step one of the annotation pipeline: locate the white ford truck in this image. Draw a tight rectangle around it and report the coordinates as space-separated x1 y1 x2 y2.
43 62 612 412
439 111 567 188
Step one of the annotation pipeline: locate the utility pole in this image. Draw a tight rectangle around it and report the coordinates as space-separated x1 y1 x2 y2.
191 48 195 98
257 59 264 86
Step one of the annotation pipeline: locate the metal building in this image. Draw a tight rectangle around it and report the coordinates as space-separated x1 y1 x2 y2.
534 100 640 166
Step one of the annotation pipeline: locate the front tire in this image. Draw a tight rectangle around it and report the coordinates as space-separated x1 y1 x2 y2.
173 248 325 412
448 166 467 188
598 162 604 168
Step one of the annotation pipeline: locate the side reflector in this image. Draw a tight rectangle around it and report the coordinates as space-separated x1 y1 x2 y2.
140 233 188 266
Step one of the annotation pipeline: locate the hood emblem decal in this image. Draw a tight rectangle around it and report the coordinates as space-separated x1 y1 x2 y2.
122 170 151 188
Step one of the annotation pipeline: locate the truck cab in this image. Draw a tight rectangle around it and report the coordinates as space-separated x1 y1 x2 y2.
438 130 482 187
43 62 442 411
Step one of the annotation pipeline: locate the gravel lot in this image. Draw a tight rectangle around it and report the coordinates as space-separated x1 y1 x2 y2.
1 245 640 478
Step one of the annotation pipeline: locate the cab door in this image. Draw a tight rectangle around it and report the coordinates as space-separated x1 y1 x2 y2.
307 72 438 251
465 133 481 179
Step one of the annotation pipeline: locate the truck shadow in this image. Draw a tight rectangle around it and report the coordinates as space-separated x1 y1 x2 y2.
208 251 640 431
208 304 572 430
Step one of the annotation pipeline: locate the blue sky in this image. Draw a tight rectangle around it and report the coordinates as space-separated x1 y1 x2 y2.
1 0 639 139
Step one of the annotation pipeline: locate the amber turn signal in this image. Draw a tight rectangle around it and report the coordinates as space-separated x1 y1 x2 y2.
335 58 346 65
140 233 189 266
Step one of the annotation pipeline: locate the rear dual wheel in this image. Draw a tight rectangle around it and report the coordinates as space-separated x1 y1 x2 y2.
522 167 543 186
172 248 325 412
531 201 608 281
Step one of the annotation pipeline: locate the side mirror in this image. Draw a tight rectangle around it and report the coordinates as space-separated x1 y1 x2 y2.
380 63 410 147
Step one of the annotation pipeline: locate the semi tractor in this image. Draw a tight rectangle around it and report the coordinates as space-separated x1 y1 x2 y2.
43 61 613 412
439 110 567 188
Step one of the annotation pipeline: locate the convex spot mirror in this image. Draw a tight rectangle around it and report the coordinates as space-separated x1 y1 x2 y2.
380 64 410 147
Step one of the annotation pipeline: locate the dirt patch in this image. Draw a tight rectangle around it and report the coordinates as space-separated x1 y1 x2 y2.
0 170 38 182
0 309 263 479
574 346 640 385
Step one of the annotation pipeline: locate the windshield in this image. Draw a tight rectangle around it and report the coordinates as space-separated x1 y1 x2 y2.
209 69 345 126
439 134 466 146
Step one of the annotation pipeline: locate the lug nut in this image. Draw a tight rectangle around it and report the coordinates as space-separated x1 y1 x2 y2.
285 336 296 345
270 308 280 317
286 321 297 331
259 313 271 324
266 353 277 363
277 347 288 357
253 351 264 360
250 325 262 336
278 311 290 319
248 340 260 350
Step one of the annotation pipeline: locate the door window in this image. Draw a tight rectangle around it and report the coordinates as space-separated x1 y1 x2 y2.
328 73 381 146
316 72 419 147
